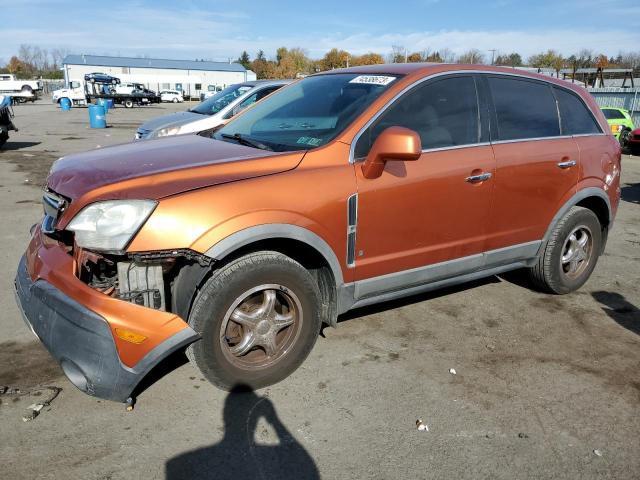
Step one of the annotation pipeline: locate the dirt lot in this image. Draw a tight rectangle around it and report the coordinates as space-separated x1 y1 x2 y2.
1 101 638 480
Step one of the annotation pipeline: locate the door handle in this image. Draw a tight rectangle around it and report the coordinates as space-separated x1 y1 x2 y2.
466 172 492 183
557 160 576 169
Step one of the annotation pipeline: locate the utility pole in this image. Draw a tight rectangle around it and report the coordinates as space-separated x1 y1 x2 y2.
489 49 497 65
405 48 408 63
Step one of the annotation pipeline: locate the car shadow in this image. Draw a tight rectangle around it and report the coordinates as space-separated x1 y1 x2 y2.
0 141 41 151
165 386 319 480
621 182 639 204
592 291 640 336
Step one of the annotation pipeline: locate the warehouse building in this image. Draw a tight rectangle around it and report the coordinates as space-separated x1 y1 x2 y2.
62 54 256 99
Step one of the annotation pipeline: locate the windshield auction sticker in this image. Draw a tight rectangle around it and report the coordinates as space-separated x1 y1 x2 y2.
349 75 396 86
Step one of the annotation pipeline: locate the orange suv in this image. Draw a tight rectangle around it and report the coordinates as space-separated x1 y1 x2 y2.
15 64 621 404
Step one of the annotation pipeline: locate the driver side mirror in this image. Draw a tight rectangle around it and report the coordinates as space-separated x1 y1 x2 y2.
361 127 422 179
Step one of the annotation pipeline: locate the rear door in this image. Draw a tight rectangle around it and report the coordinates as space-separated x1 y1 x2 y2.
484 75 580 253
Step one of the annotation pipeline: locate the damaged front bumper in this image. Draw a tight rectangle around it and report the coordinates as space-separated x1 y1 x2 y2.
14 228 199 403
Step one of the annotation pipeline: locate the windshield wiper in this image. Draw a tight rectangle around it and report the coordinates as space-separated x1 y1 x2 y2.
220 133 273 151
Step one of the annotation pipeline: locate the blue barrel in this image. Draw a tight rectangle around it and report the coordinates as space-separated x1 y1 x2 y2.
88 104 107 128
106 99 114 110
60 97 72 111
96 98 109 114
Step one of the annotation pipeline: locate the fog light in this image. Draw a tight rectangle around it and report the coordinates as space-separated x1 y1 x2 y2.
115 328 147 344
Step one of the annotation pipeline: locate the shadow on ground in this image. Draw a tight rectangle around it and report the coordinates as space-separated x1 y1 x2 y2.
165 386 319 480
0 141 41 151
592 290 640 335
621 182 639 204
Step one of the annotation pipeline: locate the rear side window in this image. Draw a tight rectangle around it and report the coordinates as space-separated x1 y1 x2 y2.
489 77 560 141
601 108 625 120
354 75 479 158
554 88 602 135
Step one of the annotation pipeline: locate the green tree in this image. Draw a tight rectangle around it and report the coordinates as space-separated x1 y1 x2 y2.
495 52 522 67
235 50 251 69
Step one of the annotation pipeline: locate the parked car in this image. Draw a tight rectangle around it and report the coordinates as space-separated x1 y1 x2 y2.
0 74 42 96
0 95 17 148
601 107 635 147
627 127 640 155
136 80 290 139
114 83 146 95
15 64 621 404
160 90 184 103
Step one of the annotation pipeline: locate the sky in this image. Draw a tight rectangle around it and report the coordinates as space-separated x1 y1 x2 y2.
1 0 639 64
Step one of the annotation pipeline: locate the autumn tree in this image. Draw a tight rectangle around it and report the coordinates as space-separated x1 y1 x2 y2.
321 48 350 70
528 49 564 70
351 52 384 66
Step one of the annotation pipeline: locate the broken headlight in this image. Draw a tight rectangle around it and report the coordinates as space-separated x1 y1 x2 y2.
67 200 156 251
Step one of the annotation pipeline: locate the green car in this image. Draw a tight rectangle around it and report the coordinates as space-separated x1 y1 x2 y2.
601 107 635 146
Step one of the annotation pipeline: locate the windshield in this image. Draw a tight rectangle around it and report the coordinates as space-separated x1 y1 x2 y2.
602 109 625 120
215 73 401 151
191 84 253 115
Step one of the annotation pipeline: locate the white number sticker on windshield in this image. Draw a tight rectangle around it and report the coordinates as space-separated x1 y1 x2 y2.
296 136 322 146
349 75 396 86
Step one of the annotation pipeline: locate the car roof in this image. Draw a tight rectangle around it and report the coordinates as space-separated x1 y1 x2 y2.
316 63 582 85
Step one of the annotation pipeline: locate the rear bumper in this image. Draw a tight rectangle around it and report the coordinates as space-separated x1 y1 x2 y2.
14 231 199 402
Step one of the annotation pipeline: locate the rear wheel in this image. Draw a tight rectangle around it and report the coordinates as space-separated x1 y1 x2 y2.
528 206 602 294
187 251 322 390
172 97 178 103
124 100 134 108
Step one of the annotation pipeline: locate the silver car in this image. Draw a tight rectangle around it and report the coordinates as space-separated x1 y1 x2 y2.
136 80 290 140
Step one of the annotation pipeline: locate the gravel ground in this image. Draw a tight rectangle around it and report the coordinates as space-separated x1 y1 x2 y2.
0 100 638 480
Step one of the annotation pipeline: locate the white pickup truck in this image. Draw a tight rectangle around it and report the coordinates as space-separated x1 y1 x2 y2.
0 74 42 102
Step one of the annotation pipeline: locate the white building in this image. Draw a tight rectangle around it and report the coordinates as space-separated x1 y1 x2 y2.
62 54 256 99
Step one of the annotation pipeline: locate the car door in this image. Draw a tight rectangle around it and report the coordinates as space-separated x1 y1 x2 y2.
483 75 580 254
352 74 496 290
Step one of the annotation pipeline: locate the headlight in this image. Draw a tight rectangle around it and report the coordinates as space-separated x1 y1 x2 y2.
67 200 156 251
156 125 181 137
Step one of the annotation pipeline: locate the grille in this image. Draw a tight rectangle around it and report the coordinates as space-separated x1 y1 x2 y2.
41 189 68 233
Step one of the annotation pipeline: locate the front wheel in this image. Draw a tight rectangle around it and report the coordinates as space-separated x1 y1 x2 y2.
187 251 322 390
172 98 178 103
528 206 602 294
124 100 134 108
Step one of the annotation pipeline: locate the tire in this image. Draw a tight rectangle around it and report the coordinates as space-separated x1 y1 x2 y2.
124 100 133 108
0 131 8 149
172 98 178 103
20 84 33 92
631 144 640 157
619 129 631 149
187 251 322 390
528 206 602 294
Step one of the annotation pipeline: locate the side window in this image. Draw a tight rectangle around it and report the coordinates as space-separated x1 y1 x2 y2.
553 87 602 135
354 76 479 159
488 77 560 141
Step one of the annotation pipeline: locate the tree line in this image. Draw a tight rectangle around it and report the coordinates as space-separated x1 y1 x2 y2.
239 47 640 79
2 43 640 80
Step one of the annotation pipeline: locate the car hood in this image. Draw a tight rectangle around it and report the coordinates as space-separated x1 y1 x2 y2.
138 111 205 134
48 134 304 227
